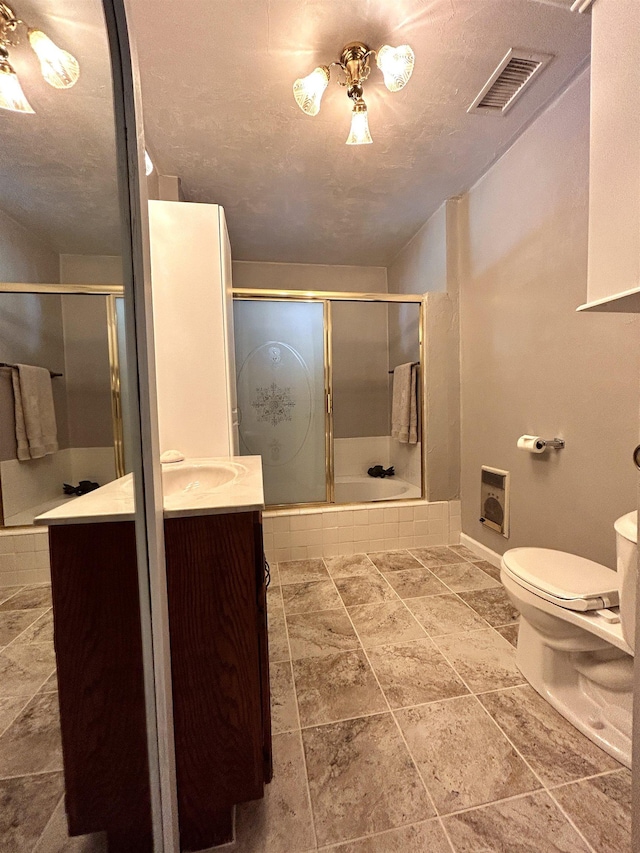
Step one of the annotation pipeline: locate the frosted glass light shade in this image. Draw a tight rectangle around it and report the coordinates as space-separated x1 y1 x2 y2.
0 62 34 113
293 66 329 116
28 29 79 89
346 104 372 145
376 44 415 92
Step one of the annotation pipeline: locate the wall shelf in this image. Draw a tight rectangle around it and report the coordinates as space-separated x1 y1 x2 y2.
577 286 640 314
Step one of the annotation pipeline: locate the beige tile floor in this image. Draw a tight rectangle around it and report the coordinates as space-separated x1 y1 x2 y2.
0 546 632 852
233 545 632 853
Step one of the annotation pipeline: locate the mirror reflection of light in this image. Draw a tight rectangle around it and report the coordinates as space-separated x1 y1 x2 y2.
0 60 34 113
28 29 80 89
145 150 154 176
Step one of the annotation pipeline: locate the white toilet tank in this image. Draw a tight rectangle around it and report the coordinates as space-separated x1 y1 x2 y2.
615 510 638 650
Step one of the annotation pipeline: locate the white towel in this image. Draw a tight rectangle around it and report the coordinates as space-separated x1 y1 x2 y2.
391 362 418 445
11 365 58 460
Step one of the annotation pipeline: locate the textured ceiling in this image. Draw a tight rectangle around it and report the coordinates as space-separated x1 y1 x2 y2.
0 0 120 256
3 0 590 263
131 0 591 265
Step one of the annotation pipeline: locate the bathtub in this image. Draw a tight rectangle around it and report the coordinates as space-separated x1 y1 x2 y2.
334 475 421 504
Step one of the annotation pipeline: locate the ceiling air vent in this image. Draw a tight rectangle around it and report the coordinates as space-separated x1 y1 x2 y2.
468 49 553 115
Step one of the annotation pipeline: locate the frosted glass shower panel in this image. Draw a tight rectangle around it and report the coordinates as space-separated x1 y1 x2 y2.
234 300 326 505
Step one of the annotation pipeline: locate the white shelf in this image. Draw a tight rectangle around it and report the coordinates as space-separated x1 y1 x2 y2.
576 286 640 313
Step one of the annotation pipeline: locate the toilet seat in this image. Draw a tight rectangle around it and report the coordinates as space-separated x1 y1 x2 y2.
501 548 619 612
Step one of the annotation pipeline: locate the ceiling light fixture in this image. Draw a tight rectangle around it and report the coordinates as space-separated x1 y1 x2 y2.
293 41 415 145
0 1 79 114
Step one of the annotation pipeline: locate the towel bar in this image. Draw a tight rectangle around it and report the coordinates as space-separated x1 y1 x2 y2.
0 362 63 378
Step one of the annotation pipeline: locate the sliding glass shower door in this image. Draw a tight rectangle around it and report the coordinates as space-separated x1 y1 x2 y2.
234 299 327 505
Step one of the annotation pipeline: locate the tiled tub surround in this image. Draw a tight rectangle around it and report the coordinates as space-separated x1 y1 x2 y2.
333 436 421 489
0 546 631 851
0 528 50 588
263 500 462 564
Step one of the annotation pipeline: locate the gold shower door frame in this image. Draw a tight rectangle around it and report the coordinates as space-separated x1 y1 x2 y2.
233 288 426 510
0 282 127 526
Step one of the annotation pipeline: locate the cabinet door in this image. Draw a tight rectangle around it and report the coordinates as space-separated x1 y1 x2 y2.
49 522 152 843
165 512 265 849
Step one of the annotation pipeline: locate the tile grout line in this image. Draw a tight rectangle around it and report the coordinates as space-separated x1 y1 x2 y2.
30 792 64 853
423 616 608 851
326 563 456 853
4 606 53 650
0 768 63 783
0 694 33 741
278 562 320 852
362 579 598 851
465 692 600 853
273 550 610 851
313 816 456 852
546 766 629 791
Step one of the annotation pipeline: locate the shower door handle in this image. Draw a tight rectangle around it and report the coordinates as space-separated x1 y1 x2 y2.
634 445 640 471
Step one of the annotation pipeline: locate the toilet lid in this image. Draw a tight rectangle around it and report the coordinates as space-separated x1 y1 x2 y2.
502 548 619 608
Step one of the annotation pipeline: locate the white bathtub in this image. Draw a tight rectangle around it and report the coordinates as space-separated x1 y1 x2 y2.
334 475 421 504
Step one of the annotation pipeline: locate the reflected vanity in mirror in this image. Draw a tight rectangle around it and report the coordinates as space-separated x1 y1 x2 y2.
0 285 128 527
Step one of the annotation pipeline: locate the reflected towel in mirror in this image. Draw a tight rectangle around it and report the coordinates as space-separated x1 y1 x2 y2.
11 364 59 460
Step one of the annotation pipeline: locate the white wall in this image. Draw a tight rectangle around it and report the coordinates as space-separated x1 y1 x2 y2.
150 201 235 457
459 69 640 568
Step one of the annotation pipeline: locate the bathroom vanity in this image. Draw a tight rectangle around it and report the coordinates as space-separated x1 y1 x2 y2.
36 457 271 852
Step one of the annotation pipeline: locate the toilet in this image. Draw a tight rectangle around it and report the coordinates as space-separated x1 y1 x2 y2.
500 510 637 768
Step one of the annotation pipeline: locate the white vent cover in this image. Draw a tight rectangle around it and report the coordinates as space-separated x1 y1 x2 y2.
468 49 553 115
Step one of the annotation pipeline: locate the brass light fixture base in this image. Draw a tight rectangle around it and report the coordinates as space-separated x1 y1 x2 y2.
339 41 371 91
0 2 18 44
293 38 415 143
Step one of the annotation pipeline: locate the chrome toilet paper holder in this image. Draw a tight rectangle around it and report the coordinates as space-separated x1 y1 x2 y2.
517 435 566 453
535 437 565 451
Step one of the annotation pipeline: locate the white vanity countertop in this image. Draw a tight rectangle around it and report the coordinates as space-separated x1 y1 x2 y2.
33 456 264 527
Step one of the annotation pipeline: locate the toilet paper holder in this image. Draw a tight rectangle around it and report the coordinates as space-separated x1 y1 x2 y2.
536 437 565 450
518 435 565 452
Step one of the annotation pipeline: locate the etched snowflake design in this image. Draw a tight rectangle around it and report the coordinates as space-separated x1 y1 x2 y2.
252 382 296 427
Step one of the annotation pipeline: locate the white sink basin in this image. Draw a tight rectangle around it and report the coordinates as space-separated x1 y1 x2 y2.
162 461 246 497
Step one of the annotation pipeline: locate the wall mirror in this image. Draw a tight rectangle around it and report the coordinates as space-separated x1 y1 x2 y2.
0 0 130 528
0 0 173 849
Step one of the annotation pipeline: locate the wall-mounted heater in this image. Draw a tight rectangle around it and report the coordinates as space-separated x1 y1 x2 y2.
480 465 510 538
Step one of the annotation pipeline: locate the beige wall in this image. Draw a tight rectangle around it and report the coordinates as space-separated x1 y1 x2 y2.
331 301 390 438
388 200 461 501
387 202 448 295
58 255 122 449
0 211 68 461
61 296 114 448
0 208 59 284
459 70 640 568
232 261 387 293
233 261 390 439
59 253 123 285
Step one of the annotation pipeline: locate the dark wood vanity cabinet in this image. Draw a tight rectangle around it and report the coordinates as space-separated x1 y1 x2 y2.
49 510 272 853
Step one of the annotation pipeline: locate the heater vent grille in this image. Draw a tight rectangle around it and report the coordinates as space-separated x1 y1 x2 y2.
468 49 553 115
